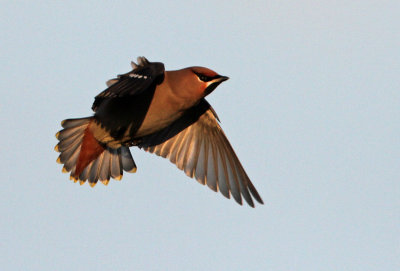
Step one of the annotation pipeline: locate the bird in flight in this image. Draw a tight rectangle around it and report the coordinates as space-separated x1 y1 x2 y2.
55 57 263 207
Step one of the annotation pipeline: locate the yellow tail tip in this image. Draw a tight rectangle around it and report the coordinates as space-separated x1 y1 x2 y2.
62 167 68 173
100 179 110 186
129 167 137 173
56 157 62 164
70 176 78 183
114 175 122 181
54 145 59 152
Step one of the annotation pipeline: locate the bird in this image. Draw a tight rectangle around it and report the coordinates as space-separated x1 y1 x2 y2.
55 57 263 207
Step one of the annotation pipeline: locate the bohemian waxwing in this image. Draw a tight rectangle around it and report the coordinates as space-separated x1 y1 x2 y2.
55 57 263 207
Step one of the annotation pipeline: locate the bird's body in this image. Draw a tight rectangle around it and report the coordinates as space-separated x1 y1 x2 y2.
55 57 263 207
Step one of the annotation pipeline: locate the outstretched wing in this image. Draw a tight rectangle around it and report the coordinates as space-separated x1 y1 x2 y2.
140 101 263 207
92 57 165 111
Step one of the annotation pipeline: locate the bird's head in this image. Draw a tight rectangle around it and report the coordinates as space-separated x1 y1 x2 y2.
167 66 229 101
191 66 229 97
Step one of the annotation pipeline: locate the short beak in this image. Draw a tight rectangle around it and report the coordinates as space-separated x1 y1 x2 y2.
204 75 229 96
217 75 229 82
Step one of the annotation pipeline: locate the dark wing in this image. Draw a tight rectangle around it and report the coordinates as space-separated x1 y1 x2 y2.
92 57 165 111
92 57 165 139
139 100 263 207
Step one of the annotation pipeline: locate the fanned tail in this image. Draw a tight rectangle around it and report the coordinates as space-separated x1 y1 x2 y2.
55 117 137 186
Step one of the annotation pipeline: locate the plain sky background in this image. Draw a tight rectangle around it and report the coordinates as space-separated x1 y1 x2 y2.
1 1 399 270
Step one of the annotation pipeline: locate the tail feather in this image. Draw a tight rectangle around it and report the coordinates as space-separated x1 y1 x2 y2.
121 147 137 172
75 123 105 176
89 153 105 186
56 131 84 152
79 159 94 184
99 151 111 184
110 149 123 180
55 117 137 186
63 144 81 172
61 117 90 129
58 135 82 164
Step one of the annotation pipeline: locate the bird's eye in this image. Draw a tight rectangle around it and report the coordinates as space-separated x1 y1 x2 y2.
200 75 209 81
194 72 212 82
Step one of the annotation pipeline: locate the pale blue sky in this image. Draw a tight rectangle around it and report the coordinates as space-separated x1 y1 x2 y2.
1 1 399 270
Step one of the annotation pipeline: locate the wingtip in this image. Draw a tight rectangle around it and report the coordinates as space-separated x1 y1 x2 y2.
137 56 149 66
232 194 243 206
253 194 264 205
